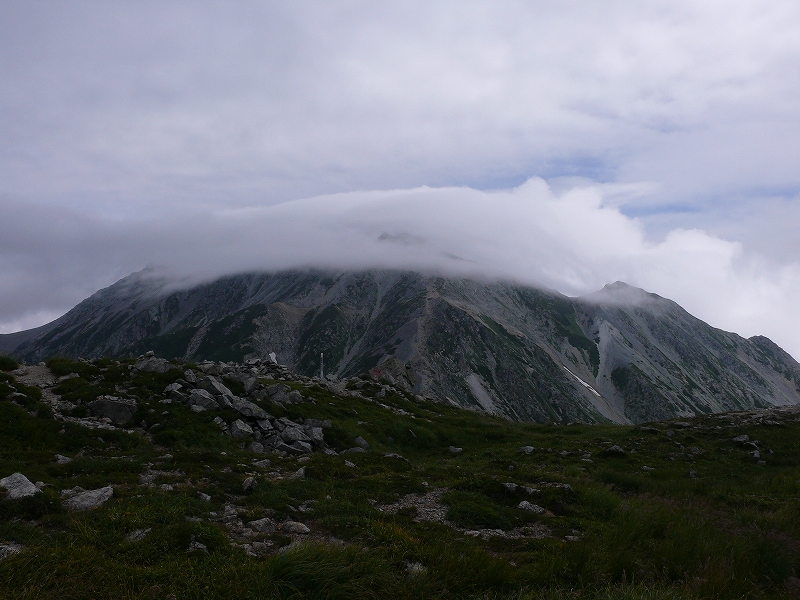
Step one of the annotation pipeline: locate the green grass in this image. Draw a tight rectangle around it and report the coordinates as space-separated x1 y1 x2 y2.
2 359 800 598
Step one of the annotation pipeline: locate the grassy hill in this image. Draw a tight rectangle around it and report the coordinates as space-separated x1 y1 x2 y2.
1 353 799 599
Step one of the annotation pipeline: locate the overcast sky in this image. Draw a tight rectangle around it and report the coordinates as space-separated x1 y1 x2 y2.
2 1 800 357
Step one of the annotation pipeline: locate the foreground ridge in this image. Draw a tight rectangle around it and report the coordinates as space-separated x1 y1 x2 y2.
2 353 800 598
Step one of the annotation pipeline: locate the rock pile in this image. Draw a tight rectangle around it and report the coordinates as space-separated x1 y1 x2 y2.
162 358 332 455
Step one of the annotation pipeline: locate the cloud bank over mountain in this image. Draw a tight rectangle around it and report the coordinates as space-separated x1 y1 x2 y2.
3 179 800 358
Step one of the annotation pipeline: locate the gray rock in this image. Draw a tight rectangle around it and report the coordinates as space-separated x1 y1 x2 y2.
242 476 257 492
250 442 265 454
448 446 463 454
183 369 198 384
133 356 175 374
125 528 151 542
341 447 367 454
253 458 271 468
257 419 273 431
306 426 325 446
248 517 275 533
281 427 311 444
502 482 518 492
164 382 183 393
287 467 306 480
230 419 254 439
169 390 188 403
0 543 23 560
198 376 234 398
517 501 546 514
230 397 270 420
603 445 627 457
732 434 750 444
282 520 310 534
196 362 221 376
518 446 535 454
289 441 313 454
198 492 211 502
187 539 208 553
188 389 219 410
190 405 206 413
54 454 72 465
88 396 138 425
354 436 370 449
0 473 39 499
63 486 113 511
286 390 304 404
266 383 290 397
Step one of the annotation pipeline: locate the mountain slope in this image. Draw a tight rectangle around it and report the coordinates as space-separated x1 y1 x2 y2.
4 269 800 424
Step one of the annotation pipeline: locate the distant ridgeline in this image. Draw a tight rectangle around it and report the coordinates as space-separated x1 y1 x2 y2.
3 269 800 424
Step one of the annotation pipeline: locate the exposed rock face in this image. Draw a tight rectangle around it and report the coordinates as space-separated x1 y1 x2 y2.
88 396 138 425
0 473 39 499
6 269 800 424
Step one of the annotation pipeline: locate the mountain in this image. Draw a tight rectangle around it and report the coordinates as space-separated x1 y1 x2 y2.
4 269 800 424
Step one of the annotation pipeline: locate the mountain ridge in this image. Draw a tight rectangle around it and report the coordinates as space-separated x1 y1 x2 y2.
3 269 799 424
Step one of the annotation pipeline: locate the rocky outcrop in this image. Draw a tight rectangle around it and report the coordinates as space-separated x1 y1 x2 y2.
0 473 39 499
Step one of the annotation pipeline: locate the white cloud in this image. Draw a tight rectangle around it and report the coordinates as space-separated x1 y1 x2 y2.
3 179 800 359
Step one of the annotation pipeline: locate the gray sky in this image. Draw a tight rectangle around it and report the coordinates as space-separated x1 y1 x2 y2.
3 1 800 357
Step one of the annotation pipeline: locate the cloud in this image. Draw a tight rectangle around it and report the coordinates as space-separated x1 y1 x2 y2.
3 179 800 360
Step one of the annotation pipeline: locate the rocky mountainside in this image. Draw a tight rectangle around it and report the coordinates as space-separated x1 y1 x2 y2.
4 269 800 424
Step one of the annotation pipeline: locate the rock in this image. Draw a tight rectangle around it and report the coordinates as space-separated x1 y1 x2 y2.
306 426 325 446
518 446 535 454
0 543 23 560
63 486 113 510
198 376 234 398
250 442 265 453
54 454 72 465
196 362 221 376
230 419 254 439
448 446 463 454
183 369 198 384
248 517 276 533
732 435 750 444
383 453 410 463
266 383 290 397
289 441 313 454
190 405 206 413
230 397 270 420
198 492 211 502
60 486 85 498
287 467 306 480
169 390 187 403
282 521 310 534
164 382 183 393
341 447 367 454
242 477 257 492
253 458 271 468
502 482 518 492
133 356 175 374
125 528 151 542
188 389 219 410
354 436 370 449
345 460 356 468
641 465 655 471
281 427 311 444
88 396 138 425
187 539 208 553
305 419 332 429
257 419 273 430
518 501 546 514
404 561 428 577
603 445 627 457
0 473 39 499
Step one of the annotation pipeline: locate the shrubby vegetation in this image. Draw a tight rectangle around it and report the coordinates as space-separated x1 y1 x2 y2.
0 355 799 598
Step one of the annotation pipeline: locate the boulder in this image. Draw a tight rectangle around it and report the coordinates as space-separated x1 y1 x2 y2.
306 426 325 446
286 390 304 404
602 445 627 457
0 473 39 499
183 369 198 384
248 517 275 533
63 486 113 511
133 356 175 374
281 427 311 444
242 476 257 492
517 501 545 514
88 396 138 425
198 376 234 398
282 520 310 534
354 436 370 450
230 419 254 439
164 382 182 393
230 397 270 420
266 383 290 397
196 362 221 376
188 389 219 410
250 442 265 454
289 441 313 454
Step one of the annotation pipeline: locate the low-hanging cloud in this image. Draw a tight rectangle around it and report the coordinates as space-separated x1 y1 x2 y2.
3 178 800 359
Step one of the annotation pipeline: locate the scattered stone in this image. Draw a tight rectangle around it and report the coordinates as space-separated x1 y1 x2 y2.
518 446 535 454
252 458 271 468
383 453 410 463
282 521 310 534
502 482 519 492
230 397 271 420
63 486 114 511
345 460 356 468
517 501 546 514
125 528 151 542
0 473 39 499
242 477 257 492
404 561 428 577
250 442 265 454
0 543 23 560
641 465 655 471
341 447 367 454
448 446 463 454
188 389 219 410
733 435 750 444
88 396 138 425
190 405 206 413
248 517 276 533
134 356 176 374
198 492 211 502
187 539 208 553
603 445 627 457
689 470 698 479
230 419 254 439
287 467 306 480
